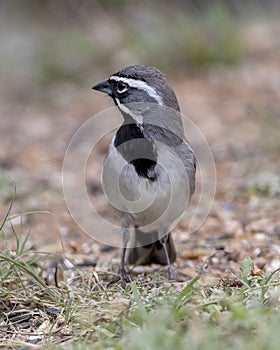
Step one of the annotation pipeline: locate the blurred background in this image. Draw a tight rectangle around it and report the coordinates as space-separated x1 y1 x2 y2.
0 0 279 273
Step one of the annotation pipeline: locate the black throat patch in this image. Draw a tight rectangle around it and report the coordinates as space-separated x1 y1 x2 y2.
114 123 157 181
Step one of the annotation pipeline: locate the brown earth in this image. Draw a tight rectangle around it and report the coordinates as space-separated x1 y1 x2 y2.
1 21 279 283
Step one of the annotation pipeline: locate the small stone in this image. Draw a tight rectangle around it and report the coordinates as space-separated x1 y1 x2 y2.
255 233 267 241
197 255 208 264
69 240 80 252
132 266 145 273
223 219 244 236
110 298 130 312
60 226 69 237
60 327 73 336
246 219 270 233
252 268 262 276
255 257 267 269
132 265 154 273
268 259 280 271
253 248 262 256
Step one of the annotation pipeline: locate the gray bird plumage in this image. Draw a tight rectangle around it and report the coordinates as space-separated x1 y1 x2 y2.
92 65 196 285
112 65 181 110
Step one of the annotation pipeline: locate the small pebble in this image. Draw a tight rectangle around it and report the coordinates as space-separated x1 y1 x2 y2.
252 268 262 276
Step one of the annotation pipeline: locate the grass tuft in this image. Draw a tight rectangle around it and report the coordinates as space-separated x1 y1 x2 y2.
0 192 279 348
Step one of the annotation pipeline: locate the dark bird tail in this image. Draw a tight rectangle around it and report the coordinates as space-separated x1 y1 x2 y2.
127 229 176 266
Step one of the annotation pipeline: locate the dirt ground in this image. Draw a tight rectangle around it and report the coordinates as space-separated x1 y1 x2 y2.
1 20 279 283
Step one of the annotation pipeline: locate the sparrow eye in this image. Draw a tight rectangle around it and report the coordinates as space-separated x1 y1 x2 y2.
116 81 129 94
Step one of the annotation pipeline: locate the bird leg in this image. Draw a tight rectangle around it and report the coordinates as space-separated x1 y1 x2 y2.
160 235 175 280
108 217 131 288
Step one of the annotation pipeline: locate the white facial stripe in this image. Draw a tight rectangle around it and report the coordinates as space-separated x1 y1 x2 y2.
110 76 163 105
114 97 143 125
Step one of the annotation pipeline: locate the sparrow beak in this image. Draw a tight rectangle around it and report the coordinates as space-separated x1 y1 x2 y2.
92 79 112 95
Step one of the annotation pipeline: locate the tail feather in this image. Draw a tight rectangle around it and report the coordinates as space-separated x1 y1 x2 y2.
127 229 176 265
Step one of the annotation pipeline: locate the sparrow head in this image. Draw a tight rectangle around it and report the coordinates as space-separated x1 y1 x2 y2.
92 65 180 113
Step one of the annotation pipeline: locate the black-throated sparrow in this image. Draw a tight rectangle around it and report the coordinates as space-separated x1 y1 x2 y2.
92 65 196 285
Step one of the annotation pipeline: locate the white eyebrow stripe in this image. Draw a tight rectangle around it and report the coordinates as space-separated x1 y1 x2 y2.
110 76 163 105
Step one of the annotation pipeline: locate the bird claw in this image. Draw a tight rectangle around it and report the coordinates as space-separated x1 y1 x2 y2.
107 268 132 289
167 266 175 281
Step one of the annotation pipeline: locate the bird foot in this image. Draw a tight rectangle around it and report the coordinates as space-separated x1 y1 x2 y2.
167 266 175 281
107 267 132 289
